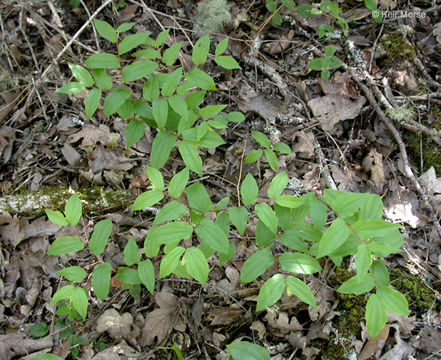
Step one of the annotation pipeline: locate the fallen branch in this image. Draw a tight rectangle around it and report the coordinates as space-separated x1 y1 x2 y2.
349 69 441 241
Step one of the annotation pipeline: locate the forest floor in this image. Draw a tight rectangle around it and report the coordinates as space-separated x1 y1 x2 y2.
1 0 441 359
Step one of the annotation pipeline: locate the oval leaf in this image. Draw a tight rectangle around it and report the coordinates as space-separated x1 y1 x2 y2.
48 236 84 256
256 274 285 312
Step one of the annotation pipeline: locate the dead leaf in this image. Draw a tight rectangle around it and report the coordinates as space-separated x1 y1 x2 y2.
67 124 119 147
96 309 133 340
250 321 266 340
141 292 178 346
92 340 139 360
359 324 390 359
264 30 294 55
209 307 245 326
0 126 15 163
61 143 81 166
308 94 366 132
419 167 441 195
380 324 414 359
265 312 302 336
362 148 386 192
433 22 441 44
293 131 315 158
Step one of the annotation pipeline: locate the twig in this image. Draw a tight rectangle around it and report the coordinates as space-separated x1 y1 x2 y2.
349 69 441 240
314 140 337 190
369 22 384 73
79 0 101 51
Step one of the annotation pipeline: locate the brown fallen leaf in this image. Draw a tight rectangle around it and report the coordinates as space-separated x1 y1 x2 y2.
362 148 386 192
67 124 119 147
96 309 133 341
141 292 178 346
359 324 390 359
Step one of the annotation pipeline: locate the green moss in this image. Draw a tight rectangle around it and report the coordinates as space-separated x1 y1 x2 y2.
379 35 416 66
404 108 441 175
390 268 438 312
193 0 232 38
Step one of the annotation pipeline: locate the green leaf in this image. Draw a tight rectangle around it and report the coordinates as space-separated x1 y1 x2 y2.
279 229 308 253
309 196 328 231
186 183 212 213
364 0 377 11
215 37 228 56
372 9 382 23
366 293 388 339
199 104 227 119
197 130 225 149
355 245 371 280
118 32 150 55
93 19 117 43
178 141 202 176
264 148 278 171
168 95 188 117
353 220 400 240
56 266 87 283
226 111 245 123
273 142 292 154
359 194 383 220
35 354 64 360
85 88 102 120
71 287 88 319
133 48 161 59
227 341 270 360
324 46 335 57
244 149 263 164
281 0 296 9
307 57 327 71
45 209 68 226
150 131 177 169
84 53 120 69
255 203 278 235
229 207 249 236
184 68 216 91
162 67 183 97
56 82 86 94
116 267 141 285
371 260 390 287
123 236 141 266
192 35 210 66
377 286 408 316
155 28 170 46
241 173 258 206
183 247 209 285
151 222 193 245
143 74 160 101
160 246 185 278
146 166 164 191
168 167 189 198
240 248 275 283
266 0 277 12
29 322 49 338
251 130 271 148
279 253 322 275
138 260 155 294
255 220 276 248
50 284 75 306
92 69 112 89
69 63 94 87
185 91 206 109
285 276 316 308
271 13 283 26
89 219 113 256
116 22 136 33
152 98 168 129
153 200 187 226
195 218 229 255
122 60 158 82
317 217 351 258
92 263 112 301
125 119 145 149
214 56 241 70
162 43 182 66
256 274 285 312
268 172 288 199
48 236 84 256
103 89 131 117
331 192 368 218
131 189 164 211
337 274 375 295
215 197 230 212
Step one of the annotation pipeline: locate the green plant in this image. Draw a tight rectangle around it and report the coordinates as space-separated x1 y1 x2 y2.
244 130 292 171
46 19 409 358
307 45 342 81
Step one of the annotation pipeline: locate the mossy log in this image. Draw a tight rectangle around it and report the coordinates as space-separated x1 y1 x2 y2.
0 187 132 216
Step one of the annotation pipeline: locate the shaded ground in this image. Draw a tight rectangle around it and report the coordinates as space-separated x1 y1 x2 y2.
1 0 441 359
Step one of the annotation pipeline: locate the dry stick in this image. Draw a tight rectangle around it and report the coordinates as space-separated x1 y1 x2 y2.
413 57 441 90
350 69 441 240
40 0 112 80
